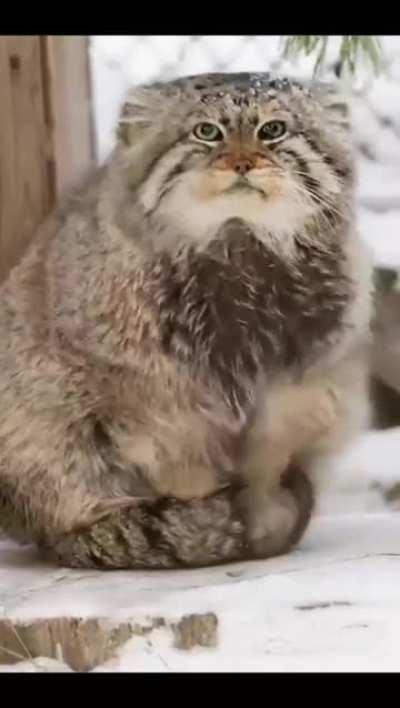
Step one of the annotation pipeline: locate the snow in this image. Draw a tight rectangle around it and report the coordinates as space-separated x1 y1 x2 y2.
0 657 73 673
2 424 400 672
313 428 400 515
1 511 400 672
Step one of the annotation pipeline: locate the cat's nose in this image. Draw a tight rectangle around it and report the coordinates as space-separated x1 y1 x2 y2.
213 153 272 174
233 158 254 176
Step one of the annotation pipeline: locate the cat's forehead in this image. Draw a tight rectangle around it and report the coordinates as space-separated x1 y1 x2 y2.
159 72 303 93
121 72 344 134
156 72 309 101
144 72 315 119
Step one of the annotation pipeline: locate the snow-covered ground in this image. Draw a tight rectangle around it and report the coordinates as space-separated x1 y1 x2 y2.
2 511 400 672
0 428 399 673
3 36 400 673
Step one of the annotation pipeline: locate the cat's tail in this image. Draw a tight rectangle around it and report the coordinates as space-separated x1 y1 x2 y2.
49 466 313 570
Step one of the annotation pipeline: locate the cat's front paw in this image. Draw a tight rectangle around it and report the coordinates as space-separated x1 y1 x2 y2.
246 488 299 557
240 466 314 559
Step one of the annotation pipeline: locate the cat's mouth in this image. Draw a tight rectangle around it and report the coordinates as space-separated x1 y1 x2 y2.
224 177 266 198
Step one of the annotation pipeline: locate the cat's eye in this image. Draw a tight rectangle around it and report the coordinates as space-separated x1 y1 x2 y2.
257 120 287 142
193 122 224 142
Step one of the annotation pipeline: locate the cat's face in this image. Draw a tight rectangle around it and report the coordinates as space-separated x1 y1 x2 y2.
117 73 354 249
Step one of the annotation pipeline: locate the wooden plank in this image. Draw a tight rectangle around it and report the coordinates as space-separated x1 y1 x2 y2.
0 36 52 282
0 36 95 283
41 36 95 197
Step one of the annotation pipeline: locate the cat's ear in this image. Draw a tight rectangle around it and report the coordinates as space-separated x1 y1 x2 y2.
313 81 351 130
117 86 169 146
117 114 147 146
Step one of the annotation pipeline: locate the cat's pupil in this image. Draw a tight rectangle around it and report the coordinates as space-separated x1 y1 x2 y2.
259 120 286 140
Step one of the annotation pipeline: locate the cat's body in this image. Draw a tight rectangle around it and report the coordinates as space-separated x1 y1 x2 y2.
0 73 371 568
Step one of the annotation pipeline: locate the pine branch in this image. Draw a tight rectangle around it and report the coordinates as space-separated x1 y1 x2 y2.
282 36 383 77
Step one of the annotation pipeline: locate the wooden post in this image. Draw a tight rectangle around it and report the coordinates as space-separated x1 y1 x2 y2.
41 36 95 197
0 36 94 283
0 37 52 282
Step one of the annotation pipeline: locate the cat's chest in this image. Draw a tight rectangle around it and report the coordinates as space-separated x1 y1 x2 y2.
157 237 352 388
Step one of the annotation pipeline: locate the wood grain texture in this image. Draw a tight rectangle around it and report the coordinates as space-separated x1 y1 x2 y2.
0 36 94 283
41 36 95 196
0 37 51 282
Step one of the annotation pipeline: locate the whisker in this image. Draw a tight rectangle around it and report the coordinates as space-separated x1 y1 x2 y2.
292 177 343 215
292 182 343 229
